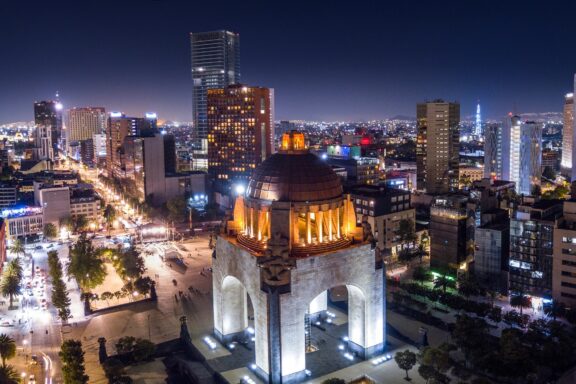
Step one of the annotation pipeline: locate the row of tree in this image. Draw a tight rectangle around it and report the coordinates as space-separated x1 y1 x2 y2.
48 250 72 322
0 334 18 384
60 339 89 384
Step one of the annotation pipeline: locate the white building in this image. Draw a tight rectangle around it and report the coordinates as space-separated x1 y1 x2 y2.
1 207 44 239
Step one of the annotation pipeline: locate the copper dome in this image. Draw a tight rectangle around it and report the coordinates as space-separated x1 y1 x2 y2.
246 152 343 202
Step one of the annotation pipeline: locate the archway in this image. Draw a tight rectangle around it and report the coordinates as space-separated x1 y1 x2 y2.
218 275 256 346
303 284 367 375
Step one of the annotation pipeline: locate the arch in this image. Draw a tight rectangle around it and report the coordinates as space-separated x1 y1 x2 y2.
220 275 249 336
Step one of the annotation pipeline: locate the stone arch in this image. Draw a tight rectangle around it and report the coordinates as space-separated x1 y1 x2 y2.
305 284 366 353
220 275 249 336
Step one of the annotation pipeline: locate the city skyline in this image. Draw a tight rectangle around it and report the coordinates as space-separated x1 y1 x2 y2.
1 1 576 123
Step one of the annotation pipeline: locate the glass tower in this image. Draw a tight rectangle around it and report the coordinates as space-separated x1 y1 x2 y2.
190 31 240 152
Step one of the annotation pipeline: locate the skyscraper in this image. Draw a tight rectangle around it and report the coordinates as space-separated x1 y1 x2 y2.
416 100 460 194
475 102 482 137
68 107 106 142
190 30 240 170
34 100 63 161
561 92 574 178
207 84 274 183
502 115 542 195
483 123 504 179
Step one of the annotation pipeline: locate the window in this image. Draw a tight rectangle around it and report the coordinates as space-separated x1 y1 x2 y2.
563 260 576 267
562 281 576 289
561 292 576 299
562 271 576 278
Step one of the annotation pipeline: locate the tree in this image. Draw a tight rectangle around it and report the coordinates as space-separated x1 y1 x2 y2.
0 266 22 309
451 315 489 365
433 273 451 293
413 266 432 286
103 204 117 230
397 219 416 244
4 259 22 282
418 364 437 384
8 240 24 258
115 336 136 354
395 349 417 380
73 215 89 233
166 196 187 223
460 174 472 189
67 234 107 292
510 292 531 316
59 340 89 384
544 300 566 321
0 334 16 367
134 277 152 297
100 291 114 306
0 365 20 384
531 184 542 197
43 223 58 239
102 358 125 381
114 246 145 279
132 338 155 362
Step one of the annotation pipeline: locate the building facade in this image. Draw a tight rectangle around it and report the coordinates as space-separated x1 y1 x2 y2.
190 30 240 155
561 93 574 178
349 185 415 258
207 84 274 182
483 123 504 179
509 199 562 297
475 221 510 294
68 107 106 142
1 207 44 239
34 100 62 161
553 201 576 306
416 100 460 194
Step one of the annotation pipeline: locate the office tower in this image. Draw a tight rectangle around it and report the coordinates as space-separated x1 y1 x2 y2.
510 199 562 297
416 100 460 194
475 219 510 295
475 102 482 137
562 93 574 178
484 123 504 179
553 201 576 306
105 113 158 177
92 133 107 167
68 107 106 142
429 194 470 272
34 100 63 160
207 84 274 182
190 30 240 156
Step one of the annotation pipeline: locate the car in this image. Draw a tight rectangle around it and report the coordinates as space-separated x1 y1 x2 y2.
35 266 40 271
0 321 11 327
28 374 36 384
47 244 53 248
27 290 33 296
35 246 42 250
33 305 39 310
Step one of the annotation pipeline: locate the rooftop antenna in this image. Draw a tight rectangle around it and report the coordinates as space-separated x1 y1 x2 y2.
55 90 60 101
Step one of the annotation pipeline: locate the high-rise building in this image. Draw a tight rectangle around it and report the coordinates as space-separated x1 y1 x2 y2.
190 30 240 160
484 123 504 179
475 102 482 137
416 100 460 194
105 113 157 177
34 100 63 161
207 84 274 182
501 115 542 195
553 200 576 306
510 199 562 297
68 107 106 142
561 93 574 178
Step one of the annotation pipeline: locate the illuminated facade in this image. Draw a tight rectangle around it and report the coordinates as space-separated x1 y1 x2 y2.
213 132 385 383
190 30 240 154
207 84 274 182
68 107 106 142
475 102 482 137
416 100 460 193
561 93 574 178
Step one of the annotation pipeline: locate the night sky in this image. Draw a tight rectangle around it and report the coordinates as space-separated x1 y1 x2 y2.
1 0 575 123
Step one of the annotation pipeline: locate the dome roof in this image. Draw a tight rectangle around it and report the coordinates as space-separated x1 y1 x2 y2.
246 152 343 202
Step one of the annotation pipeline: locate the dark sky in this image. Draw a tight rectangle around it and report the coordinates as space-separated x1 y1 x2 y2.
1 0 575 123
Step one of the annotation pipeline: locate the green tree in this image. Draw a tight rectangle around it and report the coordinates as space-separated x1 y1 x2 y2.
418 364 437 384
451 315 489 365
67 234 107 292
166 196 187 223
115 336 136 354
0 334 16 367
59 340 89 384
395 349 417 380
397 219 416 244
114 246 145 279
43 223 58 239
134 277 152 297
132 338 155 362
100 291 114 306
0 365 20 384
4 259 22 282
103 204 117 230
102 358 125 381
413 266 432 286
433 273 451 293
419 344 453 374
0 259 22 309
544 300 566 321
510 292 531 316
8 240 24 258
73 215 89 233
